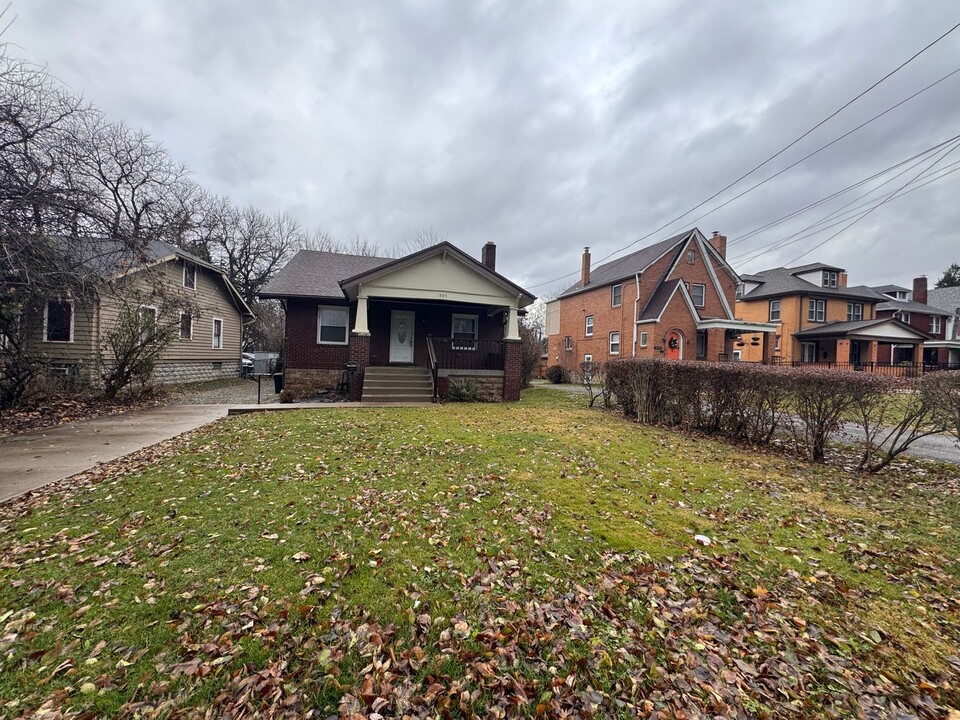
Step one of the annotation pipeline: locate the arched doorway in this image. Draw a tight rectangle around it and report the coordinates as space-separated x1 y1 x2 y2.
665 330 683 360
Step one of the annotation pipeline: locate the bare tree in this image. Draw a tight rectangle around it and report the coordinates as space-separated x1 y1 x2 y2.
393 227 445 256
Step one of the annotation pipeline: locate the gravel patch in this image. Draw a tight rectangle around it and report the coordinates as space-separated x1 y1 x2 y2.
166 378 280 405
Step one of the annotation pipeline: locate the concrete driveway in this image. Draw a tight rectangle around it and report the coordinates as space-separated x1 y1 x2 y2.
0 405 227 503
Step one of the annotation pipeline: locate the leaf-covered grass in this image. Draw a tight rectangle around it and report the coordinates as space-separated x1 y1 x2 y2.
1 387 958 718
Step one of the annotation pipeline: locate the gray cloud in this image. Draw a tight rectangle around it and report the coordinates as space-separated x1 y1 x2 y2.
11 0 960 292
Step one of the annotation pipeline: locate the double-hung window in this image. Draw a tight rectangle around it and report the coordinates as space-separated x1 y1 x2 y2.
317 305 349 344
138 306 158 344
183 263 196 289
609 331 620 355
179 312 193 340
689 283 706 308
611 284 622 307
808 299 826 322
212 317 224 349
584 315 594 336
822 271 838 288
452 314 478 349
768 299 781 322
564 336 573 351
930 316 942 334
696 330 707 359
846 303 863 322
44 298 73 342
639 331 648 348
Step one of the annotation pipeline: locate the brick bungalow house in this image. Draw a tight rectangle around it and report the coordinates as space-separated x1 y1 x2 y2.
872 276 955 366
260 241 535 402
545 228 775 370
735 262 928 368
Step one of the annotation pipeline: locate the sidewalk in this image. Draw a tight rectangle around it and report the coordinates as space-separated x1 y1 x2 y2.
0 405 227 503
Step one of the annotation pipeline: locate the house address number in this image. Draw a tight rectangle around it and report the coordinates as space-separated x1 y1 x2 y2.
437 292 448 298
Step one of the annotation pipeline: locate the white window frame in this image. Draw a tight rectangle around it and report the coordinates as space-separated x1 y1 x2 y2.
138 305 158 344
686 250 696 264
690 283 705 308
43 297 74 343
611 284 622 307
775 334 781 351
846 303 863 322
183 262 196 290
894 311 911 324
317 305 349 345
930 316 941 334
609 331 620 355
451 313 479 350
802 342 817 363
768 299 781 322
583 354 592 363
212 317 224 350
179 311 193 341
808 299 826 322
640 331 648 348
822 271 838 288
584 315 594 336
564 335 572 351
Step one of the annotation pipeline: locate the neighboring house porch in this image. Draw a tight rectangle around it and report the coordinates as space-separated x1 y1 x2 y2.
786 318 933 375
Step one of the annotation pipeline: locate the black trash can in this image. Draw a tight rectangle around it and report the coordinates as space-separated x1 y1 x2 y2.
273 372 284 393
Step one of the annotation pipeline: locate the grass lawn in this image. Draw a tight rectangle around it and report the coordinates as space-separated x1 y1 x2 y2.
1 389 958 718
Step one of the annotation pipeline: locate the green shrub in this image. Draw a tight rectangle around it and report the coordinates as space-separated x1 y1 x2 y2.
447 378 480 402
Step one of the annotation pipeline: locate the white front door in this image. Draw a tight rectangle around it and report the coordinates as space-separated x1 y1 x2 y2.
389 310 415 363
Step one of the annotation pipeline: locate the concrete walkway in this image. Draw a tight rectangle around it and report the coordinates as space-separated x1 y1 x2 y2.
0 405 227 503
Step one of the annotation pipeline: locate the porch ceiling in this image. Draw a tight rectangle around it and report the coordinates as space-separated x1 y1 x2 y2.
697 318 777 333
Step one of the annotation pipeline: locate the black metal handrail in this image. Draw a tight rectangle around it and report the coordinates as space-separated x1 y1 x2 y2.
426 336 439 402
429 337 505 371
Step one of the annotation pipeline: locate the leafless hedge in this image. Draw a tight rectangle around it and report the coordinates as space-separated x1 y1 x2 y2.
604 359 956 471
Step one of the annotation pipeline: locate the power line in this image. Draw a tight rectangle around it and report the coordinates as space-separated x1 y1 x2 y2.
785 139 960 264
727 133 960 248
728 134 960 265
528 21 960 291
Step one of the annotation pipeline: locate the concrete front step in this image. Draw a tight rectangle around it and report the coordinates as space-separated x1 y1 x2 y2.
362 365 434 403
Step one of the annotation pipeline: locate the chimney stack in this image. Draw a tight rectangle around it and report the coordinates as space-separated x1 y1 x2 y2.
480 241 497 271
913 275 928 305
709 231 727 259
581 247 591 286
838 271 848 288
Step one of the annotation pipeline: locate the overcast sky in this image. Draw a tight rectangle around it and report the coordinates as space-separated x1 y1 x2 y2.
9 1 960 294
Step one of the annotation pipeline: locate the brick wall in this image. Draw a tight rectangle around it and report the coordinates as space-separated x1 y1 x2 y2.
349 333 371 401
502 340 522 401
285 368 342 397
441 373 505 402
286 298 352 370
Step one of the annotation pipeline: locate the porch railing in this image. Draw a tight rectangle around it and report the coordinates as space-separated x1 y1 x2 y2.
428 337 505 371
785 361 960 376
426 336 439 402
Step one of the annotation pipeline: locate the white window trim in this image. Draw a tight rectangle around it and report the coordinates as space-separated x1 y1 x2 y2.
732 350 742 362
564 335 573 351
212 317 224 350
639 331 648 348
317 305 350 345
931 316 942 334
808 299 826 323
451 313 479 350
139 305 158 343
847 303 863 322
609 331 620 355
690 283 706 308
183 262 196 290
583 354 592 363
895 311 911 324
611 284 622 308
43 297 74 343
584 315 594 336
686 250 696 264
768 299 781 322
179 311 194 341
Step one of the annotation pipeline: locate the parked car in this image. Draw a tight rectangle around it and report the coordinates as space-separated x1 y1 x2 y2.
241 352 254 376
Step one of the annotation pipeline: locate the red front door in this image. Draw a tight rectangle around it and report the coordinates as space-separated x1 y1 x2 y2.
666 331 682 360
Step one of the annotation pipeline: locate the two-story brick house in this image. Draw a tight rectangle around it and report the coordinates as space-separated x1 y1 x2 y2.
735 263 928 366
873 276 955 366
927 284 960 368
545 228 775 370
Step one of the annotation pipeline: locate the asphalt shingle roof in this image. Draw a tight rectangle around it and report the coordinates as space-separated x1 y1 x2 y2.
259 250 394 299
876 298 952 315
928 286 960 314
793 318 926 339
872 284 909 295
559 229 694 298
638 279 684 321
739 266 886 302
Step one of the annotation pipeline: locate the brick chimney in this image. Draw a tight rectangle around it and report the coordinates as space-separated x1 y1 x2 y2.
838 271 848 288
480 241 496 271
581 247 591 286
913 275 927 305
709 231 727 259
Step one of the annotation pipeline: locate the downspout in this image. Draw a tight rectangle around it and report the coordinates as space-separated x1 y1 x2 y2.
632 272 640 357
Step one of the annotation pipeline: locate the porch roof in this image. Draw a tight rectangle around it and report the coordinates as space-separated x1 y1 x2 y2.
696 318 778 333
794 318 928 343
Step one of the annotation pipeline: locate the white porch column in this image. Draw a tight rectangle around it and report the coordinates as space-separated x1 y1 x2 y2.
505 306 520 340
353 294 370 335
